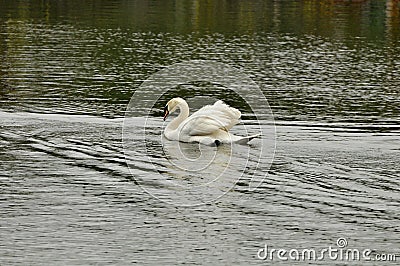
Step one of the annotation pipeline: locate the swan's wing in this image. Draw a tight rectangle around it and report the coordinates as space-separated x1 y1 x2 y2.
180 100 241 136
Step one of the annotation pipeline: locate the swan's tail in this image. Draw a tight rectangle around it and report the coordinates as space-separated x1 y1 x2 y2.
235 133 261 145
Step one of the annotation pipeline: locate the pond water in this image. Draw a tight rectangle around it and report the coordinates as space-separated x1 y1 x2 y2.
1 1 399 265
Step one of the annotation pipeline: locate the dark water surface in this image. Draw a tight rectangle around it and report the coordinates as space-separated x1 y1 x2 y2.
1 1 399 265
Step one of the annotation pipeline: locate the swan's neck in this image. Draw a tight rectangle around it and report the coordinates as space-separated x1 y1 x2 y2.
166 101 189 131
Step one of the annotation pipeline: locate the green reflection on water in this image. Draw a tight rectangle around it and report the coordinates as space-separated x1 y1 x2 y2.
0 0 399 40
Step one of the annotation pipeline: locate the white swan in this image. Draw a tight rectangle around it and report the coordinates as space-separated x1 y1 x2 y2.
163 97 260 146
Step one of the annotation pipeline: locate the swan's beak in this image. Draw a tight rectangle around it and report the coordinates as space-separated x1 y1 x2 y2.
163 105 169 121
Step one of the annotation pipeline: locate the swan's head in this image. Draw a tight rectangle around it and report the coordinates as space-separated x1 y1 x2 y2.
163 97 183 121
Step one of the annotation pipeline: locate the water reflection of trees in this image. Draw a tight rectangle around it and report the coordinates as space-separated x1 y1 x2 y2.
0 0 398 40
386 0 400 39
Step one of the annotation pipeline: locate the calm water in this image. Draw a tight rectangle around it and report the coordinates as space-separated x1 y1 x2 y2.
1 1 399 265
